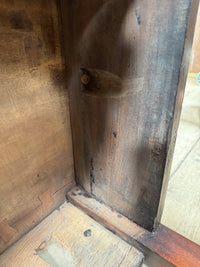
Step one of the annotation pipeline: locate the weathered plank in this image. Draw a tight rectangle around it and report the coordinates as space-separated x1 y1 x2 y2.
0 202 144 267
61 0 199 231
68 187 200 267
0 0 75 253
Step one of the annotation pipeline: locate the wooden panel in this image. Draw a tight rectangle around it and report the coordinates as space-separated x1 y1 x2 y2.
0 0 75 253
189 5 200 73
61 0 199 231
68 187 200 267
0 203 144 267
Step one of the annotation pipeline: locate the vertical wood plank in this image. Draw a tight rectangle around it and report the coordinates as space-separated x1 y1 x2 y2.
61 0 199 231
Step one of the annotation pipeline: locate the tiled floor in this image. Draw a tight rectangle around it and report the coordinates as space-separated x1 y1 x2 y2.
162 77 200 245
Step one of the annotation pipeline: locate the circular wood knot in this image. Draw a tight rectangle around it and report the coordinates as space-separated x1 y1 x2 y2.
81 74 90 85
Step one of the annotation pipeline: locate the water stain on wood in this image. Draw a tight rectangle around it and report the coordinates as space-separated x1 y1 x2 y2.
9 10 33 31
24 35 42 68
49 66 66 87
36 237 75 267
39 13 56 57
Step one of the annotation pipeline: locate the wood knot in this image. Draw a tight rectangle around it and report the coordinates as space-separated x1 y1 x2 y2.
80 67 129 98
81 74 90 85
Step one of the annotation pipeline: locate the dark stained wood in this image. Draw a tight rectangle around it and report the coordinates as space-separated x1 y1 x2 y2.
68 187 200 267
0 0 75 253
61 0 199 231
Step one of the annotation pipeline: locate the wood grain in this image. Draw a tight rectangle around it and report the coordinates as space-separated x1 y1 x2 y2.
0 0 75 253
61 0 199 231
189 6 200 73
68 187 200 267
0 202 144 267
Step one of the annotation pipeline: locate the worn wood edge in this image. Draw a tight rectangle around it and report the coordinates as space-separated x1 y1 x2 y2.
68 187 200 267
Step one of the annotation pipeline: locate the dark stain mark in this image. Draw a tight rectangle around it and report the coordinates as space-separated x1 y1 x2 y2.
99 168 102 171
151 145 162 161
71 192 76 196
84 229 91 237
95 198 103 204
24 36 42 68
78 192 92 198
90 158 95 194
76 188 79 191
37 173 40 178
83 192 92 198
49 66 66 87
105 226 116 235
135 8 141 25
149 140 164 162
56 206 60 212
117 214 122 218
66 196 69 203
40 13 56 57
112 131 117 138
9 10 33 31
87 214 95 220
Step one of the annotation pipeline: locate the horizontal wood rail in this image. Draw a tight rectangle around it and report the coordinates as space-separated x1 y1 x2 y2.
68 187 200 267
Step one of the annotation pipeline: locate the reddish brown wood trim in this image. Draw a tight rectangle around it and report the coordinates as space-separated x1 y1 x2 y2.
68 187 200 267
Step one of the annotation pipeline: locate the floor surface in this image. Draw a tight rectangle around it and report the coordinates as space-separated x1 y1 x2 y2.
0 203 143 267
162 77 200 245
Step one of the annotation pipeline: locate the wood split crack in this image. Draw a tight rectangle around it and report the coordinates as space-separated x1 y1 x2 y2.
90 158 95 194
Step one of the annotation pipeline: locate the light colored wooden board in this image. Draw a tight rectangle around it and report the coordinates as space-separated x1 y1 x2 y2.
0 203 144 267
0 0 75 253
67 187 200 267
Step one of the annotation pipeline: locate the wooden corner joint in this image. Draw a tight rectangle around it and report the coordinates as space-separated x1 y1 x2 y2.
67 186 200 267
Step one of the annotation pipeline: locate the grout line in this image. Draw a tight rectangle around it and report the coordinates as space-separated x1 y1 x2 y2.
170 136 200 179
